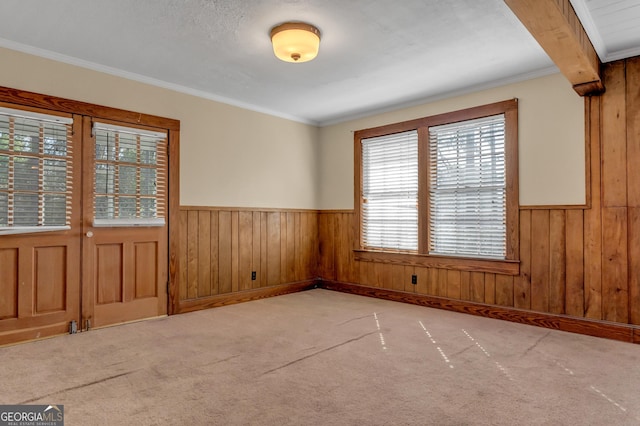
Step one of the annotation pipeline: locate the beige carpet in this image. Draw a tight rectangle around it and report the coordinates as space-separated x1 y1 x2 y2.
1 289 640 425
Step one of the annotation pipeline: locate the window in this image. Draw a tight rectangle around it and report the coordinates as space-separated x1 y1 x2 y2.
429 115 506 258
362 130 418 251
355 100 518 267
93 122 167 227
0 107 73 234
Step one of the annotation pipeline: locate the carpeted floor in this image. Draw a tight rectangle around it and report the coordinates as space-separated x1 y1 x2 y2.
1 289 639 425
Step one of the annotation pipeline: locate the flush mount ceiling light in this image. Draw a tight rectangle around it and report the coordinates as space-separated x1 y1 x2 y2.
270 22 321 63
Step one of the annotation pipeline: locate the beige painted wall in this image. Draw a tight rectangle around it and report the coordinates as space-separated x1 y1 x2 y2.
0 47 584 211
318 73 585 209
0 47 319 209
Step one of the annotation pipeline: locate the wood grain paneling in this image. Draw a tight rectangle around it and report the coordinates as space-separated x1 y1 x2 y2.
177 207 318 312
584 96 603 320
565 209 584 317
531 210 550 312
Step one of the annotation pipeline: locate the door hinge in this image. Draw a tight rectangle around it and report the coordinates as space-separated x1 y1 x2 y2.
86 319 91 331
69 320 78 334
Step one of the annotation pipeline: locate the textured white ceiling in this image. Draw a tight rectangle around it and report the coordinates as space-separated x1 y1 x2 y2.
0 1 635 125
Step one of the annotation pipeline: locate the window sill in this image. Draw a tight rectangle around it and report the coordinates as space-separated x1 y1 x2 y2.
93 218 165 227
354 250 520 275
0 226 71 236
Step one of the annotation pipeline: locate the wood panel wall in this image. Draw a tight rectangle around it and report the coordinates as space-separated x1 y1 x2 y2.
318 56 640 329
177 207 318 312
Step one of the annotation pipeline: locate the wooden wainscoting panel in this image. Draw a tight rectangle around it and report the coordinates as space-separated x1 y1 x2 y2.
179 210 188 301
318 213 336 281
629 207 640 325
210 211 220 294
238 211 253 292
565 209 585 317
549 210 567 314
231 211 239 293
470 271 485 304
446 270 461 299
197 211 212 298
601 207 629 323
252 212 262 289
266 212 281 286
484 273 496 305
495 274 514 307
177 207 319 313
186 210 199 299
218 211 233 295
460 271 471 301
531 210 551 312
515 209 532 309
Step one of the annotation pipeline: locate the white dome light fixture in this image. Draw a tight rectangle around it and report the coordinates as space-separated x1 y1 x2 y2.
270 22 321 63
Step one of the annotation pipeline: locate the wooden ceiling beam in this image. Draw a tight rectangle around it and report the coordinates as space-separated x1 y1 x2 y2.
504 0 604 96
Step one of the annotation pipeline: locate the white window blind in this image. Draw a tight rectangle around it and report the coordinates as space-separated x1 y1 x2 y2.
0 107 73 233
429 114 506 258
93 122 167 226
362 130 418 251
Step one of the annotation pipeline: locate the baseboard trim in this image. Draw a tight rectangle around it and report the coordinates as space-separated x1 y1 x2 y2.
176 280 318 314
318 280 640 344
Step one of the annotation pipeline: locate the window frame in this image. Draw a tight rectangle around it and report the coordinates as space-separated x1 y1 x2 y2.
0 105 75 235
354 99 519 275
91 120 168 227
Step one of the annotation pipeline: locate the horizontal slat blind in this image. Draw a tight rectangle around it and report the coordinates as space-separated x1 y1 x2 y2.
429 114 506 258
0 109 73 228
93 122 167 222
362 130 418 251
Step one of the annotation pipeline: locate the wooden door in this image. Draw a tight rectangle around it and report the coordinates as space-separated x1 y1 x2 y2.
80 117 168 329
0 91 179 346
0 110 81 345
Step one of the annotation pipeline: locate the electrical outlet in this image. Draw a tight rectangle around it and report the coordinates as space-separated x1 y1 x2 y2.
411 274 417 285
251 271 257 281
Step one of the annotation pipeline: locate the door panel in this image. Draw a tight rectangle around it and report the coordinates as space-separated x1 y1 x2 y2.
0 110 81 346
81 117 168 330
87 229 166 328
0 234 81 345
0 248 18 320
95 243 124 304
34 246 67 313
